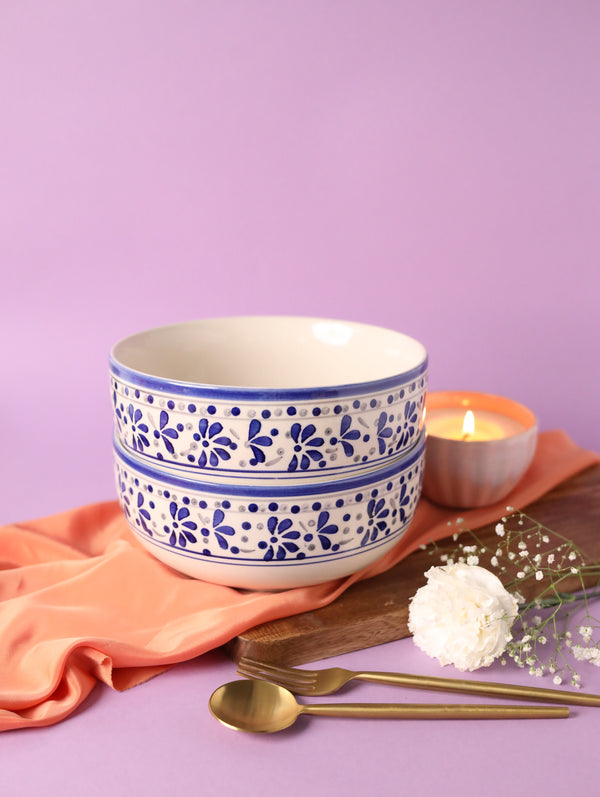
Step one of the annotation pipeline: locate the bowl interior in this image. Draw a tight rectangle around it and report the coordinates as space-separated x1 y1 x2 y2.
111 316 427 389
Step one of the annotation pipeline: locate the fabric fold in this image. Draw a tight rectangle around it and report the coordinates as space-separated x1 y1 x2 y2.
1 430 598 731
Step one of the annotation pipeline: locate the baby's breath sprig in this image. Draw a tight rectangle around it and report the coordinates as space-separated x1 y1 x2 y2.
422 509 600 686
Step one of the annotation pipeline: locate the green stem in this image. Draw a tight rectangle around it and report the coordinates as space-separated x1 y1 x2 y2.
521 588 600 610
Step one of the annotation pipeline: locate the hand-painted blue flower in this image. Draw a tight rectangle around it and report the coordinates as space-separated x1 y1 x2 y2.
397 481 411 523
164 501 197 548
136 491 153 535
376 412 394 455
315 511 339 550
247 419 273 466
258 517 301 561
395 400 419 451
329 415 361 457
114 395 123 431
127 404 150 451
201 508 236 550
153 410 179 455
119 479 131 516
360 497 390 546
193 418 236 467
288 423 325 471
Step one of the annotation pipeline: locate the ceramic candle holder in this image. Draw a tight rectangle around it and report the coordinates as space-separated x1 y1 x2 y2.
422 391 538 508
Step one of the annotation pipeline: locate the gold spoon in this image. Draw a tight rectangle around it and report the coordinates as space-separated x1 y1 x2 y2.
209 679 569 733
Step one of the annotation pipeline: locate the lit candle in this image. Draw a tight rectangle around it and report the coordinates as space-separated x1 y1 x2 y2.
425 407 527 442
423 391 538 508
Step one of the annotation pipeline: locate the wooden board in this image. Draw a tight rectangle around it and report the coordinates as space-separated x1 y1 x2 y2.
226 464 600 665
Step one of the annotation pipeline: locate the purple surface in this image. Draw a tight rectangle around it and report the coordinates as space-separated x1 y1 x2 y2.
2 2 599 793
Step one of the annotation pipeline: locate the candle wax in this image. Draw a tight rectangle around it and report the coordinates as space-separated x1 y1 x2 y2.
426 407 526 441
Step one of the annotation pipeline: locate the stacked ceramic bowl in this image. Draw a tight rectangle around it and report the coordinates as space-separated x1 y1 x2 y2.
110 317 428 589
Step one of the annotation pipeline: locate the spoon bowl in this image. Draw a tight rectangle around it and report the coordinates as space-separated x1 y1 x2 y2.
210 679 301 733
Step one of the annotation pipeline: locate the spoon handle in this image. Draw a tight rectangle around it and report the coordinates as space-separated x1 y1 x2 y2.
302 702 569 720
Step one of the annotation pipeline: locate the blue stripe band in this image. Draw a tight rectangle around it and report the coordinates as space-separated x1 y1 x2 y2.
109 356 428 402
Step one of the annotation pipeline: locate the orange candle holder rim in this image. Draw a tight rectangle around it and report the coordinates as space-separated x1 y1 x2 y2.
425 391 538 440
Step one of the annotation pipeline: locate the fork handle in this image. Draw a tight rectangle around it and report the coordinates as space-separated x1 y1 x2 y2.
302 702 568 720
355 671 600 706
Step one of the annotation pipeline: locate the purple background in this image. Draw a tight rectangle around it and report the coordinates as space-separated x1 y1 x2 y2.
2 3 599 794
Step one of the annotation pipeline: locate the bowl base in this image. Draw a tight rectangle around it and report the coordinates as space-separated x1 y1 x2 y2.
131 530 405 591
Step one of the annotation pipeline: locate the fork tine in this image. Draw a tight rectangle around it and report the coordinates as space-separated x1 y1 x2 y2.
237 657 312 679
237 657 313 681
237 670 308 690
236 657 316 685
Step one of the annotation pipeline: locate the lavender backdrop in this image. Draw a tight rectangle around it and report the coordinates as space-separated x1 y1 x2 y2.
2 4 600 796
3 2 598 523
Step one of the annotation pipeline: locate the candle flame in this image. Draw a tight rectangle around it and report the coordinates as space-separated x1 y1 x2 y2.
462 410 475 439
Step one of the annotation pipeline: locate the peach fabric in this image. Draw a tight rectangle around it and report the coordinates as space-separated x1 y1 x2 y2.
1 430 598 732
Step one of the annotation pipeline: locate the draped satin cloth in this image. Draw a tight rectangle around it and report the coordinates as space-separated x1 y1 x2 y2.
1 431 597 731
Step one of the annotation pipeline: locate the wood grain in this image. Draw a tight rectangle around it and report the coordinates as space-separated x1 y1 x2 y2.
225 464 600 665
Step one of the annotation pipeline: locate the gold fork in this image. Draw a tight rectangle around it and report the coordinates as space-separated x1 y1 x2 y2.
236 656 600 706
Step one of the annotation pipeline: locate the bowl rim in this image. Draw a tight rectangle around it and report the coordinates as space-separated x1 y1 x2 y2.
109 316 428 400
113 431 425 498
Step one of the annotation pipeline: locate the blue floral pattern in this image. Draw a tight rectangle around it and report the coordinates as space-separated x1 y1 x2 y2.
288 423 325 472
192 419 237 468
114 399 124 433
114 440 425 570
329 415 361 457
164 501 198 547
360 496 390 546
259 517 301 561
201 508 236 551
314 511 339 551
127 405 150 452
395 400 419 452
396 480 412 523
136 491 153 535
118 477 131 516
376 412 394 455
247 419 274 466
154 411 180 457
111 372 427 475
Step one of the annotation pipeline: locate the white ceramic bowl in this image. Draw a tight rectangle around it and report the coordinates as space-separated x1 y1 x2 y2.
110 317 428 481
114 431 426 589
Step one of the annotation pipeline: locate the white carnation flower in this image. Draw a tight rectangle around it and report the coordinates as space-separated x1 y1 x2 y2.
408 563 519 672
